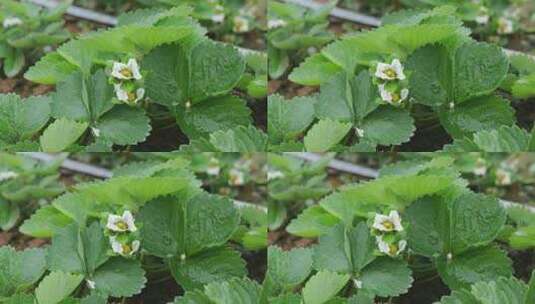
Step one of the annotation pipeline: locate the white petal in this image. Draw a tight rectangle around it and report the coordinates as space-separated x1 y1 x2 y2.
91 127 101 138
86 279 96 289
109 236 123 254
135 88 145 102
400 89 409 102
376 236 390 255
111 62 130 79
114 84 129 102
375 62 393 80
378 84 393 102
355 127 365 137
0 171 18 182
389 210 404 231
353 279 363 289
107 214 126 232
131 240 140 254
122 211 137 232
127 58 142 80
372 213 389 231
397 240 407 254
391 59 406 80
3 17 23 28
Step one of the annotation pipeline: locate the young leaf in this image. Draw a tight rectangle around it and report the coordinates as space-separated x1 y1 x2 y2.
40 118 88 152
302 271 350 304
304 119 352 152
35 271 84 304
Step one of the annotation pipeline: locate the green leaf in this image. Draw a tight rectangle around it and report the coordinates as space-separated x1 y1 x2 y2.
302 271 350 304
289 53 342 86
406 196 448 257
438 290 479 304
35 271 84 304
268 45 289 79
176 95 251 139
92 258 146 297
47 222 109 275
169 246 246 290
203 278 262 304
267 246 313 292
208 125 268 152
437 246 513 290
0 247 47 297
95 106 151 146
189 40 245 102
313 223 376 274
286 205 340 238
0 94 51 145
472 125 531 152
268 94 316 144
512 75 535 99
361 107 415 146
3 48 25 78
472 276 527 304
359 258 413 297
453 42 509 103
439 95 515 139
304 119 351 152
140 192 239 257
406 43 451 107
3 293 36 304
40 118 88 152
20 205 73 238
24 53 78 85
526 270 535 304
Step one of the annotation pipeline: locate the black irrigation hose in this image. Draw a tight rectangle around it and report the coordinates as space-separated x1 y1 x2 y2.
289 152 535 214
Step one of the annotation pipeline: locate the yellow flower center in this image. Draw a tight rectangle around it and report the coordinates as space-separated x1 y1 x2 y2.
116 221 128 230
127 91 137 102
389 244 398 255
120 68 133 78
122 243 132 254
382 221 394 231
391 93 401 103
385 68 397 78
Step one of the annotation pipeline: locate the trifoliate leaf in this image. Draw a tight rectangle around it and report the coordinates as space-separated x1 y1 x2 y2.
0 94 50 145
95 106 151 146
35 271 84 304
267 246 313 292
40 118 88 152
176 95 252 139
359 258 413 297
169 246 246 290
140 192 239 257
302 271 350 304
453 42 509 103
47 222 109 275
437 246 513 290
361 106 415 146
286 205 340 238
92 258 146 297
439 95 515 139
304 119 351 152
208 125 268 152
20 205 73 238
0 247 47 297
268 94 317 144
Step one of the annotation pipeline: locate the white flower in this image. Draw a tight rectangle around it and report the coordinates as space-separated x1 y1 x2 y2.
206 158 220 176
375 59 406 81
110 236 140 256
3 17 23 28
0 171 18 182
268 19 287 29
267 170 284 181
233 16 250 33
497 17 514 34
372 210 403 232
496 169 512 185
229 169 245 186
449 102 455 109
447 252 453 260
111 58 142 80
86 279 96 289
379 84 409 105
475 7 489 25
355 127 365 137
106 210 137 232
211 5 225 23
114 84 145 105
353 279 363 289
376 236 407 257
180 253 186 261
473 158 487 176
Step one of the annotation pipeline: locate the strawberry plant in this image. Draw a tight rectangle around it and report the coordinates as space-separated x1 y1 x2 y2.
270 154 535 303
0 3 266 152
0 152 267 303
270 5 535 152
0 0 71 78
267 0 336 79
